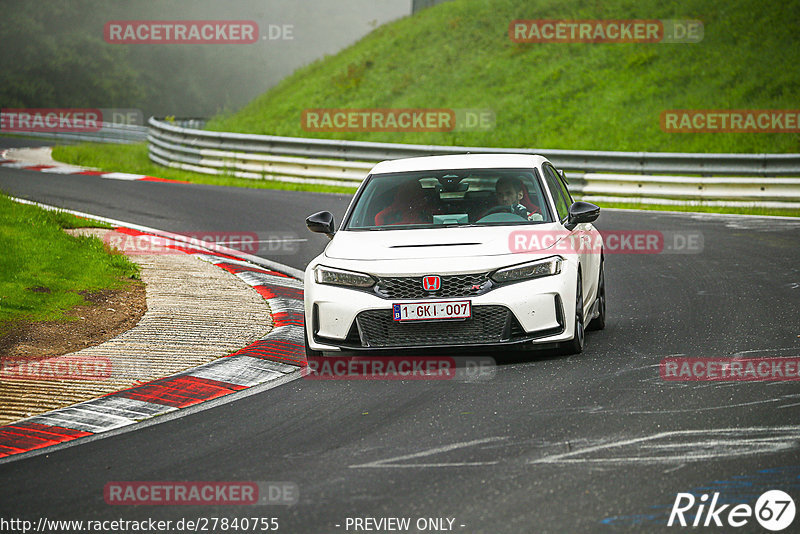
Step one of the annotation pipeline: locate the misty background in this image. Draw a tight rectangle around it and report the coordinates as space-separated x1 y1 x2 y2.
0 0 414 121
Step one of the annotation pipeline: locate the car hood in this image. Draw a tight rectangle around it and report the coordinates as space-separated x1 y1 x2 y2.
324 224 567 260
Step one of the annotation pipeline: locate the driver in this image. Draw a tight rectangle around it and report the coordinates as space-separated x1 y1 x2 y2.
494 176 541 220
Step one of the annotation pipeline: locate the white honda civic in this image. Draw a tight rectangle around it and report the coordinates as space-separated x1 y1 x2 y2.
303 154 605 356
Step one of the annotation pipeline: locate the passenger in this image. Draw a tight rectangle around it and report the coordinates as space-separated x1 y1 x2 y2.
374 179 440 226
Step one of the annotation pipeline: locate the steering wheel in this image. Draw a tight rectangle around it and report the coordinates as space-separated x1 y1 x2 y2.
482 205 514 216
476 205 528 223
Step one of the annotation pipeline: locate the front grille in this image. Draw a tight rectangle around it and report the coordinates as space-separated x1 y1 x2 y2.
374 273 491 300
354 305 520 348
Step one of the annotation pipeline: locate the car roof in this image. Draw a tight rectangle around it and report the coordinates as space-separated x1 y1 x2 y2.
368 154 549 175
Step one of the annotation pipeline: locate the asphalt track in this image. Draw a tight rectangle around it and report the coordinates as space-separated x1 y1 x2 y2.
1 142 800 533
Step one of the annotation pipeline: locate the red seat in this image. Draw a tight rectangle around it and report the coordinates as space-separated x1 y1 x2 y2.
375 181 438 226
519 184 541 215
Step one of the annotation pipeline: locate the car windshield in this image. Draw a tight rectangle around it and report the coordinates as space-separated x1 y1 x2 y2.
343 168 553 230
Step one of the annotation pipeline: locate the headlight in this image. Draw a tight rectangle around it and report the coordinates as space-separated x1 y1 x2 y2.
491 256 562 283
314 265 375 288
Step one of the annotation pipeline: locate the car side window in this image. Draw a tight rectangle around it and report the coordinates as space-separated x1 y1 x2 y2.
543 165 570 221
554 167 574 205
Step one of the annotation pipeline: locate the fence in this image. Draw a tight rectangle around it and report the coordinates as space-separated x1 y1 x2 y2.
147 117 800 207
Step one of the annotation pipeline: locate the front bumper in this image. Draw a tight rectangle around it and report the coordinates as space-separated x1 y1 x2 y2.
304 263 578 352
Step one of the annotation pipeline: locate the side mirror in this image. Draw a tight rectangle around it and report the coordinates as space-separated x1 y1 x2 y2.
306 211 335 239
565 201 599 231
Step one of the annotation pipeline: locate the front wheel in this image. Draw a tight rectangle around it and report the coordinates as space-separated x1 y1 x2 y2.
558 272 585 355
587 259 606 331
304 326 323 358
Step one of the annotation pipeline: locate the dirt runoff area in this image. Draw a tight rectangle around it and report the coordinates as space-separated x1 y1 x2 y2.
0 282 147 360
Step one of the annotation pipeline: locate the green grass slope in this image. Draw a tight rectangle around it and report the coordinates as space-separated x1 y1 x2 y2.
207 0 799 153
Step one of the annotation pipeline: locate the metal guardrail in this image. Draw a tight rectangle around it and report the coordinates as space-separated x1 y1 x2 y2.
0 119 148 144
148 117 800 176
147 117 800 207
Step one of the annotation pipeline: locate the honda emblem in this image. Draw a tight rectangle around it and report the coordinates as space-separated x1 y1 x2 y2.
422 275 441 291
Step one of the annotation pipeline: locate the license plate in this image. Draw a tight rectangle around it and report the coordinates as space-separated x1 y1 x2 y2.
392 300 472 322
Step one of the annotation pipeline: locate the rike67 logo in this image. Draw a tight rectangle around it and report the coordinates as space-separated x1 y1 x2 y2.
668 490 795 531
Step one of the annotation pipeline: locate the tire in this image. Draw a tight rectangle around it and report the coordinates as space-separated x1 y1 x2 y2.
559 271 585 355
587 259 606 331
304 326 323 358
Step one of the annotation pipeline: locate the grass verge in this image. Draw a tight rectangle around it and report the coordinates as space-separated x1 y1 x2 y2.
0 192 140 335
51 143 359 195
